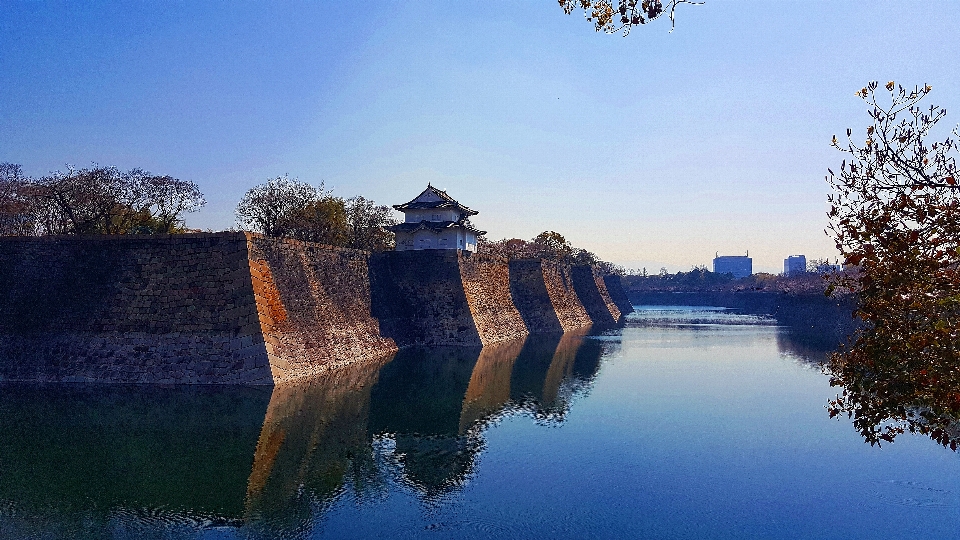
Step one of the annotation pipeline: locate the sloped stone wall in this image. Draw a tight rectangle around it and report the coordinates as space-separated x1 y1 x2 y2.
571 265 622 327
369 250 482 347
458 253 528 346
0 234 623 385
245 236 398 384
603 274 634 316
509 259 592 334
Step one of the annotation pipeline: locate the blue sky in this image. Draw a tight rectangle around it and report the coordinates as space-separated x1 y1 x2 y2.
3 1 960 273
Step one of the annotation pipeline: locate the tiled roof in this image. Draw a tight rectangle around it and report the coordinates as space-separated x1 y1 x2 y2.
387 220 486 236
393 185 478 216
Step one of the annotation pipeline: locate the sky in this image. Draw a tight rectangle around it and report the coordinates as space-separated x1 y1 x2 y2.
3 1 960 273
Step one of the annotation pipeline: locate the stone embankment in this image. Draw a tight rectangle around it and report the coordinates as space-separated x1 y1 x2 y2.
0 233 631 385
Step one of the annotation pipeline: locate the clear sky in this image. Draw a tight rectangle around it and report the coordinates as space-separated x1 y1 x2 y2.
3 1 959 273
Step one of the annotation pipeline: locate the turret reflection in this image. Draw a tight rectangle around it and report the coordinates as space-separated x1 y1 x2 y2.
367 346 488 496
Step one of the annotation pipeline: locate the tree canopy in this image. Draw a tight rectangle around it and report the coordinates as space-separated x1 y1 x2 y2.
0 164 205 236
479 230 624 274
235 176 396 251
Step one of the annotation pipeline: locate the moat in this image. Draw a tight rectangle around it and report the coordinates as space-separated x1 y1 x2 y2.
2 306 958 539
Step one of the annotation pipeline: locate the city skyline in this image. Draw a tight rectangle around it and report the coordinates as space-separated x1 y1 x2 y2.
3 1 960 273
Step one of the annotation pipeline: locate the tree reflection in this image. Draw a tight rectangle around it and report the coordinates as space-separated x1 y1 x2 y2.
0 384 271 536
825 340 960 450
774 308 960 451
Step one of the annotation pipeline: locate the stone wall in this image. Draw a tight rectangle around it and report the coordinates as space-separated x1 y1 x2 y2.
0 234 623 384
245 236 398 384
458 253 528 345
0 233 273 384
571 265 623 327
603 274 634 316
0 233 397 385
509 259 592 334
369 250 482 346
370 250 528 347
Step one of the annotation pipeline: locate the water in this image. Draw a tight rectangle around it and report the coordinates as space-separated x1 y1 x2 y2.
1 306 958 539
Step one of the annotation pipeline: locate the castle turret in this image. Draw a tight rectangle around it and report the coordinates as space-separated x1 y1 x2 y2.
388 185 485 251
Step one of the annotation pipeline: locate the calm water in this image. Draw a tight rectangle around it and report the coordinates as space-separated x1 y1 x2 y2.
1 306 959 539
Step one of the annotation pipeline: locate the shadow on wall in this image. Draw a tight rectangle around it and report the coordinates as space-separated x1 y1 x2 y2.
0 332 609 536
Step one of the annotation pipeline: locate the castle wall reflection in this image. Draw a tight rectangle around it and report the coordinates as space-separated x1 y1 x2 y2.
0 331 605 537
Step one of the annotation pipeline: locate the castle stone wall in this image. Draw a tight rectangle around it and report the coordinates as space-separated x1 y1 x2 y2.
369 250 481 347
602 274 634 316
571 265 623 327
509 259 592 334
0 234 624 384
458 253 528 346
245 236 398 384
0 233 273 384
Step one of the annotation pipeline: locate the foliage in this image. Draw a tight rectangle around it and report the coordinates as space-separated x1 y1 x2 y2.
558 0 701 34
478 230 624 274
825 81 960 449
236 175 322 238
623 267 733 292
236 177 396 252
534 230 573 259
622 268 842 295
283 197 349 246
0 164 204 236
344 196 397 252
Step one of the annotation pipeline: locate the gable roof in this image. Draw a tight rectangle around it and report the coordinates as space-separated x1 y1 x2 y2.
393 185 478 216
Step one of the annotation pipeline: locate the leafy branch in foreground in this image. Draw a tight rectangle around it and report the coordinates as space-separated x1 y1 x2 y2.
825 81 960 449
558 0 702 34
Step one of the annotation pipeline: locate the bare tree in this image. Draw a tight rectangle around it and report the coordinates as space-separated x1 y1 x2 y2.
236 175 323 237
0 164 205 236
134 171 206 234
0 163 35 236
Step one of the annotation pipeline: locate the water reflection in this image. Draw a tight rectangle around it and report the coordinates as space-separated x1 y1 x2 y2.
771 305 960 451
0 385 271 537
824 334 960 450
0 332 606 537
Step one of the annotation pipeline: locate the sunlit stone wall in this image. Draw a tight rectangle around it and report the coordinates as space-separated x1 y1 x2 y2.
0 234 632 384
509 259 594 334
458 252 529 346
571 265 623 327
246 235 398 384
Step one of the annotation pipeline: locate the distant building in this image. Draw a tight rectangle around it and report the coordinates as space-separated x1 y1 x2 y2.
388 184 485 252
713 252 752 278
783 255 807 276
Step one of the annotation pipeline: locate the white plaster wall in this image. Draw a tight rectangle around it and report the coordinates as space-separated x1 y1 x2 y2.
404 209 460 223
